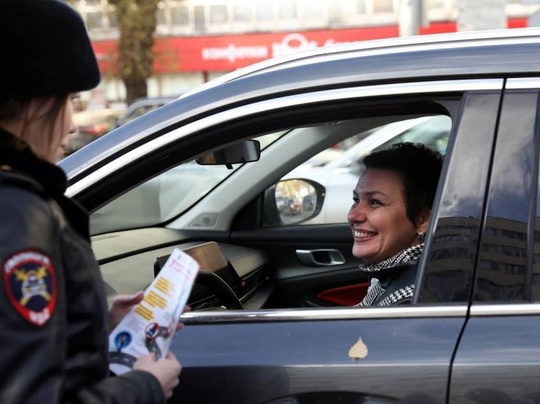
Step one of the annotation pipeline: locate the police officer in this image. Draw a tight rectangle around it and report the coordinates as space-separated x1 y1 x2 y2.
0 0 181 402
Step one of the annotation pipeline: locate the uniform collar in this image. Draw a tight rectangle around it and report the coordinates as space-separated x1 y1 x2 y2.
0 127 90 240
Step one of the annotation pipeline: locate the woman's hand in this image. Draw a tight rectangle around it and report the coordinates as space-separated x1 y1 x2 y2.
134 352 181 399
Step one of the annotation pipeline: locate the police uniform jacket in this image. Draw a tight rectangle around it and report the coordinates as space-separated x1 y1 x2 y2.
0 128 165 403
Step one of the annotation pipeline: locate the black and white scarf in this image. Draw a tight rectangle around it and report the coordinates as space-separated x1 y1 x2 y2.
355 244 423 307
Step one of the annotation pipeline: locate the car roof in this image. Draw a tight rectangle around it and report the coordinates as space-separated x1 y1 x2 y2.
171 28 540 126
61 28 540 180
182 27 540 98
128 96 178 106
124 96 179 113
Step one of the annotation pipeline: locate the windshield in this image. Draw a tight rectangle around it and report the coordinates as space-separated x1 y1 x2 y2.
89 132 284 235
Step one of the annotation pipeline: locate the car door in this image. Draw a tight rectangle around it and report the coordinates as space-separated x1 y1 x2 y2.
449 78 540 403
166 81 502 404
221 89 500 312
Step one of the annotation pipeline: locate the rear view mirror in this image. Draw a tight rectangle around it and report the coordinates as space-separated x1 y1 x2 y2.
196 140 260 169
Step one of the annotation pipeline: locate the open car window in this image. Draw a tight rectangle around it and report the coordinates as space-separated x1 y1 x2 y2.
84 85 479 313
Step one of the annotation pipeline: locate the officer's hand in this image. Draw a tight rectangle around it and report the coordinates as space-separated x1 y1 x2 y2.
109 291 191 331
134 352 181 399
108 291 145 330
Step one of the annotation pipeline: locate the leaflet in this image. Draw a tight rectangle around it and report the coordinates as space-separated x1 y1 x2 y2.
108 248 199 375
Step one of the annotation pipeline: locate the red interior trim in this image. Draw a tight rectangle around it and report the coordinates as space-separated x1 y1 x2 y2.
316 283 368 306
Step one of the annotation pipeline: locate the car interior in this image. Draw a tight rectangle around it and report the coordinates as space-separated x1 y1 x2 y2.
88 97 457 312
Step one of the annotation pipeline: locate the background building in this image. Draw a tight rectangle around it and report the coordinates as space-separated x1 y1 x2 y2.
71 0 540 104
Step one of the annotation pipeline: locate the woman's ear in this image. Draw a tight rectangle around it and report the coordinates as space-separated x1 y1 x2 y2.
416 208 431 234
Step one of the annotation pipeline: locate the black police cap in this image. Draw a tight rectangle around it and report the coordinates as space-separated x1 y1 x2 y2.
0 0 101 100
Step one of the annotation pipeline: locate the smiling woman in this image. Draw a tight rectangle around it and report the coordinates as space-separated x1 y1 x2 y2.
349 143 443 306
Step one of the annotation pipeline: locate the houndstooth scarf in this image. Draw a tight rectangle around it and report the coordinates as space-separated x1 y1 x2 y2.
355 244 423 307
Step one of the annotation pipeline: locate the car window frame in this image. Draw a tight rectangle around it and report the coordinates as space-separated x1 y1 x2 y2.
416 89 504 305
66 78 505 325
471 78 540 306
169 80 502 322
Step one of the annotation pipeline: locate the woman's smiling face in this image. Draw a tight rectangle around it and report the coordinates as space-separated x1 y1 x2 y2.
347 168 421 264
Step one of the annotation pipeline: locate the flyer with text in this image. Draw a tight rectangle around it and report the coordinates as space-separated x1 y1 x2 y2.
109 248 199 375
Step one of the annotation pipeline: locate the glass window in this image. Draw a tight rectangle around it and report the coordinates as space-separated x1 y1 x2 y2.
472 92 537 303
233 4 252 22
91 162 234 234
194 5 206 32
533 188 540 299
107 10 118 29
89 132 285 235
209 5 228 23
157 6 167 27
171 5 190 26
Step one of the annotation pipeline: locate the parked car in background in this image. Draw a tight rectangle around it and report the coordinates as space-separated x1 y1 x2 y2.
59 29 540 403
115 96 178 127
284 115 452 224
65 107 125 154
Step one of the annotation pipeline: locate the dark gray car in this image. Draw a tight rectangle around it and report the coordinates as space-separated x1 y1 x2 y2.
60 28 540 403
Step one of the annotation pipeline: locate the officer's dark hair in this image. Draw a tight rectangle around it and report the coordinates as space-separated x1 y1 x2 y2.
362 142 443 226
0 97 67 121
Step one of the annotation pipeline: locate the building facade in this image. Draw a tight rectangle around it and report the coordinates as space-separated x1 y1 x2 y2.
71 0 540 103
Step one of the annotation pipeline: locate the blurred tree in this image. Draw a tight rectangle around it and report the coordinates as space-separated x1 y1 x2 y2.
108 0 159 105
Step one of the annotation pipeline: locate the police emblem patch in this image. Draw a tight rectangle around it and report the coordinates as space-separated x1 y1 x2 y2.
3 250 57 326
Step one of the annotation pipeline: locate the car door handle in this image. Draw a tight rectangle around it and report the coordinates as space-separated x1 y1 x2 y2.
296 249 346 267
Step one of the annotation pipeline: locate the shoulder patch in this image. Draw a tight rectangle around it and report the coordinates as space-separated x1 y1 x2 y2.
3 250 57 326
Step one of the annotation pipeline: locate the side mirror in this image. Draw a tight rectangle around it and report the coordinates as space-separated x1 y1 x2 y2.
264 178 326 226
197 140 260 169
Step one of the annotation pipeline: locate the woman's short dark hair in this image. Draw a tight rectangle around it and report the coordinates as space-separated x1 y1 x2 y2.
362 142 443 226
